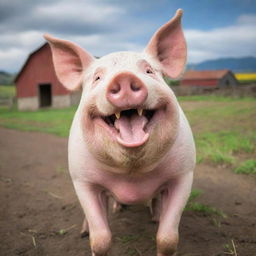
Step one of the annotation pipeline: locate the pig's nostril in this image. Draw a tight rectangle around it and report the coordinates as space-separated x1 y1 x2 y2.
111 89 119 94
131 83 141 92
110 84 120 94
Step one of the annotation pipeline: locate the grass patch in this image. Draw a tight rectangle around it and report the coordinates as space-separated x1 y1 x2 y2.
0 106 76 137
180 97 256 166
188 189 203 201
223 240 238 256
164 77 180 86
0 85 15 98
195 131 255 165
186 202 227 218
185 189 227 218
234 159 256 174
117 234 140 244
183 100 255 129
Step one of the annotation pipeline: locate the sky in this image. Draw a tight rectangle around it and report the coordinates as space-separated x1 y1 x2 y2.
0 0 256 73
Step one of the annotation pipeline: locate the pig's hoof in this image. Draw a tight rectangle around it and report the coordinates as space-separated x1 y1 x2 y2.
90 231 112 256
157 234 178 256
92 253 108 256
157 253 177 256
81 230 89 238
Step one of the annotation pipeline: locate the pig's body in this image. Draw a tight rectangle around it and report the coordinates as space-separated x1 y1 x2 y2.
45 9 196 256
69 105 194 205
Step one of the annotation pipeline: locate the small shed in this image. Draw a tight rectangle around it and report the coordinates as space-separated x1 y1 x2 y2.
15 43 81 110
181 70 238 88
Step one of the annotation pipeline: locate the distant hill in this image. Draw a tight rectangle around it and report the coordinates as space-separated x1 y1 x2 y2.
0 71 15 85
188 57 256 73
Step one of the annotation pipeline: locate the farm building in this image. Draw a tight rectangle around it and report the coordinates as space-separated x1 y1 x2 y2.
15 43 81 110
181 70 238 88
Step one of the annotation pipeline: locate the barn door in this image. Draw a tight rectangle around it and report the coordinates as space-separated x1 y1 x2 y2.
39 84 52 107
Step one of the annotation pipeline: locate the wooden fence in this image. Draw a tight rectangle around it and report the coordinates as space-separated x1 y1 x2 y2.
171 84 256 97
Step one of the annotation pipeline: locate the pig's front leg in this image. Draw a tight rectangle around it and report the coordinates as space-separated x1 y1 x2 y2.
73 181 112 256
157 171 193 256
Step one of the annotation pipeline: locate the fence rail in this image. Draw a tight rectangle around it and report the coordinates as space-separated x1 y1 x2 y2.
171 84 256 97
0 97 15 107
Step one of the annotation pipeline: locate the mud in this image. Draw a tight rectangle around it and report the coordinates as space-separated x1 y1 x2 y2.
0 127 255 256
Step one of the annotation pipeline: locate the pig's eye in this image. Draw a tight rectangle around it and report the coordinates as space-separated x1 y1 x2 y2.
146 68 153 74
95 76 101 81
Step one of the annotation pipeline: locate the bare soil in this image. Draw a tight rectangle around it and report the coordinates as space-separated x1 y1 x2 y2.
0 127 255 256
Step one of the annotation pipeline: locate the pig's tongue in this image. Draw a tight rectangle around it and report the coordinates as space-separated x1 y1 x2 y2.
115 114 149 147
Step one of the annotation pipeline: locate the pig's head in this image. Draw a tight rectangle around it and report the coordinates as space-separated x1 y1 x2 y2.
44 9 186 173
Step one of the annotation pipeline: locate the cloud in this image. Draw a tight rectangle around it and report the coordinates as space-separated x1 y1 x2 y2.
0 30 45 72
0 0 153 72
186 14 256 63
0 0 125 35
64 34 144 57
0 48 26 73
237 14 256 24
36 1 124 24
0 0 256 72
0 0 132 72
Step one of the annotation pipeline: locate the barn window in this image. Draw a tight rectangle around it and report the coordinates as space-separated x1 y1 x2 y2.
39 83 52 107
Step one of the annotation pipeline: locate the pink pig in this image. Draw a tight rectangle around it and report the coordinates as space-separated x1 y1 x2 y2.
45 9 195 256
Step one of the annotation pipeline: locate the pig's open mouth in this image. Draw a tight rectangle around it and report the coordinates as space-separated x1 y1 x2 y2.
94 107 165 148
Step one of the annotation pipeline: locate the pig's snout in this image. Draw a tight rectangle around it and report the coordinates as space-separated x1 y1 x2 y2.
106 72 148 109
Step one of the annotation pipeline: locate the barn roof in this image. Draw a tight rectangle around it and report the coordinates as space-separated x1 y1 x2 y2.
14 43 48 83
182 69 230 80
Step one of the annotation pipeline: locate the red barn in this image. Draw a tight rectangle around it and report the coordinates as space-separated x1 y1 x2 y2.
15 43 81 110
181 70 238 88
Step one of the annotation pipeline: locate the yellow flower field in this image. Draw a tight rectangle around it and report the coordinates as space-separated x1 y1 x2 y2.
235 73 256 81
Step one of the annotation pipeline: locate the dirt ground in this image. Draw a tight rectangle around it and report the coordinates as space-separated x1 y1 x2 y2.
0 127 255 256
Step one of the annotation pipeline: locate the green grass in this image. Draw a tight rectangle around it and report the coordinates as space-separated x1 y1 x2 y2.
182 100 255 130
180 97 256 166
164 77 180 86
234 159 256 174
0 106 76 137
117 234 140 244
185 189 227 218
0 85 15 98
239 79 256 84
188 189 203 201
195 131 255 165
185 202 227 218
223 241 238 256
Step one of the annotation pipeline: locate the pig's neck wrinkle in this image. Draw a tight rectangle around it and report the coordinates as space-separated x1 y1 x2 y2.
91 154 176 184
94 160 158 177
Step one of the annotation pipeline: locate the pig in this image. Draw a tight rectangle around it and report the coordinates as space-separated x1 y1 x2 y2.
44 9 195 256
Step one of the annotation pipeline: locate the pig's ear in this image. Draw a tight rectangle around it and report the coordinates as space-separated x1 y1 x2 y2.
44 34 94 91
144 9 187 79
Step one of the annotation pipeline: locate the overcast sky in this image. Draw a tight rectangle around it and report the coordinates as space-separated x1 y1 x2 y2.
1 0 256 73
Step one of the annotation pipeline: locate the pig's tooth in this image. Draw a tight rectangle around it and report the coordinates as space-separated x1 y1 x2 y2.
115 112 121 119
137 109 143 116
